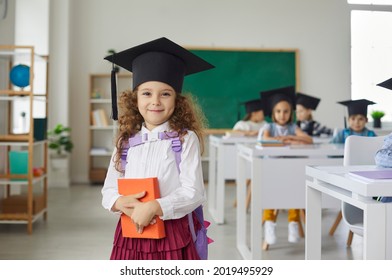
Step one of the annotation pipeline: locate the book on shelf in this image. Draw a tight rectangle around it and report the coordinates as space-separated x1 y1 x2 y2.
91 109 109 127
118 177 166 239
348 169 392 181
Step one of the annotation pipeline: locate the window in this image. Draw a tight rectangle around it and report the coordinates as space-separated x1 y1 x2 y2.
350 1 392 121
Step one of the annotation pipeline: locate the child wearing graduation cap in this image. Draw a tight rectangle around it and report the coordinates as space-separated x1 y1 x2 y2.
296 93 333 137
374 78 392 202
101 37 214 260
259 86 313 245
331 99 377 144
232 99 266 136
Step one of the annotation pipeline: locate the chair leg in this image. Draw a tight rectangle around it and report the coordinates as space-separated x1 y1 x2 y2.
296 209 306 238
233 179 252 209
329 211 342 236
300 209 306 224
346 230 354 247
245 179 252 212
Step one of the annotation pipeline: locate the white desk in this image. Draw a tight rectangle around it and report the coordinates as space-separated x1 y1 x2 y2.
208 135 256 224
236 143 344 260
306 165 392 260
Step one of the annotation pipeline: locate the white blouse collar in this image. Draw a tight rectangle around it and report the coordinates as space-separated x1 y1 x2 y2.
141 121 171 133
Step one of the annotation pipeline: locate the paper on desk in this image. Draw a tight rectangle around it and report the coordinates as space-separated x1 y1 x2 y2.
255 140 288 148
349 169 392 181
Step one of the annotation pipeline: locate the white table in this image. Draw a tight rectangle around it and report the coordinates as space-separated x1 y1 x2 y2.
208 135 256 224
236 143 344 260
306 165 392 260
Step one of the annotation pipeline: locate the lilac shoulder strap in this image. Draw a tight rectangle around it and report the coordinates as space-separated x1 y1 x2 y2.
121 131 206 246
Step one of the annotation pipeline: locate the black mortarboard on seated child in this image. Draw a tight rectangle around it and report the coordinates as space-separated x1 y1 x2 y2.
337 99 376 116
377 77 392 90
243 99 264 114
259 86 296 117
296 93 320 110
104 37 215 120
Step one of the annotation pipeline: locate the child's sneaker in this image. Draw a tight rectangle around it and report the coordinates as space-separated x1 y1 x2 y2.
288 221 300 243
264 220 277 244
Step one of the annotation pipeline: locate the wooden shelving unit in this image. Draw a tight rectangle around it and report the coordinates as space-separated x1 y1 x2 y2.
0 45 49 234
88 73 131 183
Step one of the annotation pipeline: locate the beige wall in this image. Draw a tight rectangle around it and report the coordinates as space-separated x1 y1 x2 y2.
66 0 351 183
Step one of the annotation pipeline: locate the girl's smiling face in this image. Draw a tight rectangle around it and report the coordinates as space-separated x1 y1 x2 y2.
272 100 292 126
137 81 176 130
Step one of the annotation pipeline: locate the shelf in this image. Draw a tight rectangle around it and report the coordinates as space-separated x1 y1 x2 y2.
90 152 112 156
0 138 47 146
0 134 29 142
0 45 49 234
0 174 47 185
89 73 129 183
90 125 115 130
0 90 32 95
0 209 47 224
0 94 47 100
90 98 111 103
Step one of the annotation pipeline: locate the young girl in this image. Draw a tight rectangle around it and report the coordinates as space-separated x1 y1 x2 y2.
259 86 313 245
296 93 333 137
101 37 214 260
331 99 377 144
233 99 265 136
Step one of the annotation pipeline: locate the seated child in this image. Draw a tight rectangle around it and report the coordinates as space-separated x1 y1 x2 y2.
374 78 392 202
296 93 333 136
331 99 377 143
259 86 313 245
233 99 266 136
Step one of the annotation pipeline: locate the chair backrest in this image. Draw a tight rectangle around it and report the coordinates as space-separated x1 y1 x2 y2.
342 135 385 231
343 135 385 166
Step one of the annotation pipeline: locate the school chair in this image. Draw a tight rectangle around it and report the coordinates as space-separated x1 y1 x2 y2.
329 135 385 246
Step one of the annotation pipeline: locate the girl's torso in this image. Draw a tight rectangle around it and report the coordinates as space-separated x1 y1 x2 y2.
264 122 297 137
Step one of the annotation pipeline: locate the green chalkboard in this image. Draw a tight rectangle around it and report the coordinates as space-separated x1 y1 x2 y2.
182 49 298 129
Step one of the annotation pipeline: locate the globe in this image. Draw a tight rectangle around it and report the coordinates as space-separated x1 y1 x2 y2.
9 64 30 88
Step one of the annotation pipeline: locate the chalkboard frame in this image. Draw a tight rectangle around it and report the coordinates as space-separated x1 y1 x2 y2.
182 47 299 129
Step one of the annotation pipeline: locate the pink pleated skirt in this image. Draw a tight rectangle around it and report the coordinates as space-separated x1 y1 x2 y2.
110 214 201 260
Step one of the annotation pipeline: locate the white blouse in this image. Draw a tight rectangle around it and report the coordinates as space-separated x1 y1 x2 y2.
233 120 265 132
101 122 206 221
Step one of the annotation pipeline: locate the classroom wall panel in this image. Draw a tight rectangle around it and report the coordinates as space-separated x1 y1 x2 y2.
184 49 297 128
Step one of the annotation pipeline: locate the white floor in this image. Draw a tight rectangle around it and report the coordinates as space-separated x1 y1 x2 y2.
0 182 363 260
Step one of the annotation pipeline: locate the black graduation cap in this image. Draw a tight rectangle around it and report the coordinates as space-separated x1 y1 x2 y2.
337 99 376 116
259 86 296 116
377 77 392 90
104 37 215 120
296 93 320 110
243 99 264 114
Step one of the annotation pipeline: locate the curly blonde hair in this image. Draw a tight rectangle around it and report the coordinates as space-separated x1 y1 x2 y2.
113 89 207 172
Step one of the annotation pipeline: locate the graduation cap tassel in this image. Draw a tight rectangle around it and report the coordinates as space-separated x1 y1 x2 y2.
110 63 118 121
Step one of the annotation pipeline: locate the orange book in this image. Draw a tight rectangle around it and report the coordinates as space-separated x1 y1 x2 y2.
118 177 166 239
